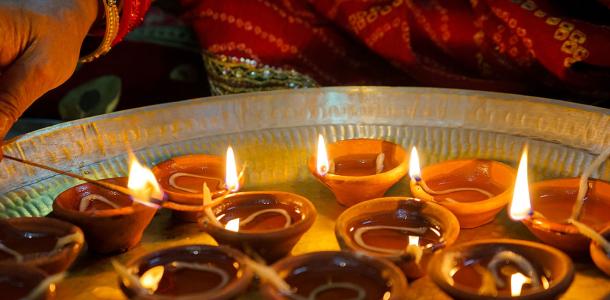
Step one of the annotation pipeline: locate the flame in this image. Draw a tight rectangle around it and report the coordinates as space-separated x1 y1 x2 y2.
140 265 164 293
316 134 330 176
509 147 532 221
409 147 422 181
127 153 163 206
225 146 240 192
510 272 528 297
225 218 240 232
408 235 420 246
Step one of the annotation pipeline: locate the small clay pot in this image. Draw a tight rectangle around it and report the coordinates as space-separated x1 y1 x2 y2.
523 178 610 254
0 217 83 274
410 159 516 228
202 191 316 262
308 139 408 207
153 155 234 222
260 251 408 300
335 197 460 279
120 244 253 300
0 262 55 300
53 177 157 254
589 225 610 276
428 239 574 300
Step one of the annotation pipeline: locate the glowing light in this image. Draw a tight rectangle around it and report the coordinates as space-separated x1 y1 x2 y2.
509 147 532 221
510 272 528 297
408 235 420 246
225 146 240 192
409 147 421 181
316 134 330 176
140 266 164 293
127 152 163 207
225 218 240 232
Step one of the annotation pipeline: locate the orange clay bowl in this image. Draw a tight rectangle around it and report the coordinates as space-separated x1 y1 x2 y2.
53 177 157 254
590 225 610 276
308 138 408 207
120 244 254 300
428 239 575 300
260 251 408 300
201 191 316 262
410 159 516 228
0 217 83 274
523 178 610 254
153 154 238 222
335 197 460 279
0 262 56 300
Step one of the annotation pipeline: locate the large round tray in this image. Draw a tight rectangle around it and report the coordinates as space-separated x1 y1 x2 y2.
1 87 608 299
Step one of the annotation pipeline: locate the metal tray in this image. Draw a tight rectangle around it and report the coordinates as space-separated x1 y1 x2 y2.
1 87 608 299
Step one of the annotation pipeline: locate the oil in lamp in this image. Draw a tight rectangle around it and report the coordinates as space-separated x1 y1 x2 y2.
511 146 610 254
0 263 65 300
428 239 574 300
409 146 516 228
53 153 163 254
335 197 459 279
0 217 83 274
308 135 408 207
260 251 408 300
115 244 254 299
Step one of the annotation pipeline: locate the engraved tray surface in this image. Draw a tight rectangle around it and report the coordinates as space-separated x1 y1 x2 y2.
0 87 609 299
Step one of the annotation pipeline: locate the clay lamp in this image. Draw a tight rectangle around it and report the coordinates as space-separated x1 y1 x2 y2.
589 225 610 276
0 217 83 274
53 154 163 254
114 244 254 300
408 147 516 228
0 263 66 300
428 239 574 300
308 135 408 207
201 183 317 262
509 146 610 254
259 251 408 300
153 147 245 222
335 197 460 279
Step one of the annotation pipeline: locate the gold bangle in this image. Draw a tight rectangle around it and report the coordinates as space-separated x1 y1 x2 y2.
80 0 120 63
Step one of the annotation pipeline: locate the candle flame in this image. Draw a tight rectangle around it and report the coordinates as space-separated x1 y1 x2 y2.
127 153 163 207
510 272 528 297
408 235 420 246
140 265 164 293
225 218 240 232
316 134 330 176
225 146 240 192
509 146 532 221
409 147 421 181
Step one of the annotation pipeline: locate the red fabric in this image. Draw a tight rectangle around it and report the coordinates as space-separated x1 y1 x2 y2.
113 0 153 45
181 0 610 100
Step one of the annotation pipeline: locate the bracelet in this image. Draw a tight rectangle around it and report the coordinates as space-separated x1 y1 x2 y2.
80 0 120 63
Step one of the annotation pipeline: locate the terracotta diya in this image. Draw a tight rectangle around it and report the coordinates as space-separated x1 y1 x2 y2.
0 262 60 300
308 136 408 207
0 217 83 274
53 177 158 254
117 244 254 300
260 251 408 300
428 239 574 300
335 197 460 279
202 191 316 262
153 150 243 222
409 147 516 228
590 225 610 276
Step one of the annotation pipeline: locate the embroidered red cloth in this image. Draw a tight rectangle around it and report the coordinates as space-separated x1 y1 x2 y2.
180 0 610 101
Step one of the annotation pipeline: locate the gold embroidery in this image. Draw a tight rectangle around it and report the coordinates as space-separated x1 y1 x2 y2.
564 57 576 67
554 28 570 41
546 17 561 26
534 10 546 18
520 0 536 11
559 21 575 32
561 40 578 54
573 46 589 60
569 30 586 44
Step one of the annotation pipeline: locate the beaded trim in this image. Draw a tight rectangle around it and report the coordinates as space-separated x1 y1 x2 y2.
80 0 120 63
202 52 318 95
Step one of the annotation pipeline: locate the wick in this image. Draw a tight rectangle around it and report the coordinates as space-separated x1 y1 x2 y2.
168 172 225 194
474 264 498 296
375 153 385 174
203 182 223 227
243 257 293 295
570 147 610 221
21 272 66 300
112 260 148 295
238 209 292 229
568 219 610 256
0 241 23 262
353 225 427 256
169 262 230 293
54 231 85 251
415 177 493 201
79 194 121 212
487 251 540 290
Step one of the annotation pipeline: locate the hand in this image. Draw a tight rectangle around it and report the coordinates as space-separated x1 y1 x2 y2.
0 0 98 147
